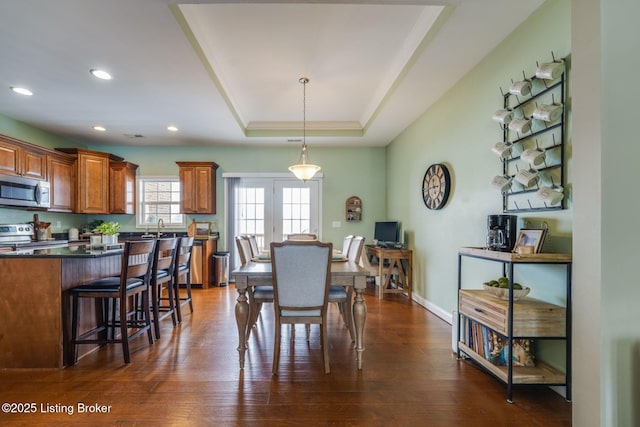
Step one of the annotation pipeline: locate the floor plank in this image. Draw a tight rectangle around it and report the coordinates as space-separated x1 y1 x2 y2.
0 285 571 426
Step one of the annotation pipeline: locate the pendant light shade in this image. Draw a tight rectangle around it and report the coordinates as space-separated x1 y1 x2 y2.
289 77 321 181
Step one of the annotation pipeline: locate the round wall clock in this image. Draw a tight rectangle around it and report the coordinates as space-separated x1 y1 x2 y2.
422 163 451 210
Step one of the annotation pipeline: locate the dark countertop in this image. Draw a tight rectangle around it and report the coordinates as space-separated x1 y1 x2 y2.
0 244 123 258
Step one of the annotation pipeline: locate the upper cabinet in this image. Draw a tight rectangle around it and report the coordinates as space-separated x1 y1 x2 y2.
0 135 48 180
47 153 76 212
176 161 219 214
56 148 123 214
109 161 138 214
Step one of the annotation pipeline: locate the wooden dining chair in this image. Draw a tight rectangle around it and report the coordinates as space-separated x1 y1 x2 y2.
149 237 179 339
70 239 156 364
236 235 273 341
173 236 194 322
271 240 333 374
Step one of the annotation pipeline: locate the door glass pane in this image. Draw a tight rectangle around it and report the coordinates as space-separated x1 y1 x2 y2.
236 187 266 251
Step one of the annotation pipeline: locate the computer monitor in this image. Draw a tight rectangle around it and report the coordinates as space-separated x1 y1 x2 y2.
374 221 400 246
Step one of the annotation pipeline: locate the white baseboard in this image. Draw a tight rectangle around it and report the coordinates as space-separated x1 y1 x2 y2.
411 293 452 324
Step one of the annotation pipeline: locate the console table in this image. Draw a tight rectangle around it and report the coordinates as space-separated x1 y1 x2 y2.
366 245 413 300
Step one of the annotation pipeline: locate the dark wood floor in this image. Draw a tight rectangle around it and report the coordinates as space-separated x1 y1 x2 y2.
0 284 571 426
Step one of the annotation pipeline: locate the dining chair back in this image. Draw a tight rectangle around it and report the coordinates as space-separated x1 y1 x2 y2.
246 234 260 257
341 235 354 256
286 233 317 241
70 239 157 364
235 235 253 265
347 236 365 265
270 240 333 374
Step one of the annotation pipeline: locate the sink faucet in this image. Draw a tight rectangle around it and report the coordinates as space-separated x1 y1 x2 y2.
157 218 165 238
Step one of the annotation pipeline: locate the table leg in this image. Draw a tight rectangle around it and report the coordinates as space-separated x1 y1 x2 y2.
352 283 367 370
235 287 249 370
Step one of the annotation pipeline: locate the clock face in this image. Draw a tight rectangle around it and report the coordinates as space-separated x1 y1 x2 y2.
422 163 451 210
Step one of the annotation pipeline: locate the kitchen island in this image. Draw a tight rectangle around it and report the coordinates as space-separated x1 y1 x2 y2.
0 245 124 368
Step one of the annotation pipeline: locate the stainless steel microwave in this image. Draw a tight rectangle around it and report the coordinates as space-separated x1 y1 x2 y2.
0 174 50 209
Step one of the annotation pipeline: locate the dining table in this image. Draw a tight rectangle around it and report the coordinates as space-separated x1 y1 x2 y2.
232 259 369 370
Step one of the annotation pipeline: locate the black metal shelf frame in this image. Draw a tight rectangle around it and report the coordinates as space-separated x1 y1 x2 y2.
456 251 572 403
498 61 566 213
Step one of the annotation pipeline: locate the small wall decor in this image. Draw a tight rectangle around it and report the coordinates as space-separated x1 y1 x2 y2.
490 52 567 213
346 196 362 222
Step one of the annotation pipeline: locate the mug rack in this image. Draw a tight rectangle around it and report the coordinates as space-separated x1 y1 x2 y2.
491 53 567 213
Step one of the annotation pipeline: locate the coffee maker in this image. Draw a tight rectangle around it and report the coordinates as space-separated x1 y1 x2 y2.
486 214 517 252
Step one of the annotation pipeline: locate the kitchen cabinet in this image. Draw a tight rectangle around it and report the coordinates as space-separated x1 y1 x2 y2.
176 161 219 214
0 135 48 180
109 161 138 214
47 153 76 212
456 247 571 403
56 148 124 214
182 237 218 288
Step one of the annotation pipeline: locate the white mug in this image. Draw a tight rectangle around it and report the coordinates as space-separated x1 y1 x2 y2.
491 175 512 192
508 118 532 134
492 109 514 125
509 80 532 96
535 61 565 80
515 169 539 187
532 103 563 122
537 186 564 205
491 142 512 159
521 148 546 166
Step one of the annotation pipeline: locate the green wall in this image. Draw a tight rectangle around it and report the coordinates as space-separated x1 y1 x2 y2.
0 120 386 252
385 0 572 369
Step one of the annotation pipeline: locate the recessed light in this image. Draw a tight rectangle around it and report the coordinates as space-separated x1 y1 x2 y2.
10 86 33 96
90 69 112 80
167 125 179 132
92 125 106 132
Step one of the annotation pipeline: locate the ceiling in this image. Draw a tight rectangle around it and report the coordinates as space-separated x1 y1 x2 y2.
0 0 544 148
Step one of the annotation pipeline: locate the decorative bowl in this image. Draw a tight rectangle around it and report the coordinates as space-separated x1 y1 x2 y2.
482 283 530 301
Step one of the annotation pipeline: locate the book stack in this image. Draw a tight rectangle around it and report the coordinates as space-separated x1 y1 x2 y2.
461 317 535 367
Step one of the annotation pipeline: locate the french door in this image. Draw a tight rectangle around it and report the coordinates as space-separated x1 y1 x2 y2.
226 174 321 261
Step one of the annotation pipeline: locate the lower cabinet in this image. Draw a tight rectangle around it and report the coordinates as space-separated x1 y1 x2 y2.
456 247 572 403
182 237 218 289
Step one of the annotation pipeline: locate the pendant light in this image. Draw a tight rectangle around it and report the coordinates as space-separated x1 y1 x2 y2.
288 77 321 181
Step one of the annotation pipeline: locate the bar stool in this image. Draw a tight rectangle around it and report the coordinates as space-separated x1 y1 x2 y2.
174 236 195 322
149 237 179 339
69 240 156 364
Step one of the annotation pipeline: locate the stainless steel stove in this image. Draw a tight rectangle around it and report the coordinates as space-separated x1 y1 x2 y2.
0 224 68 251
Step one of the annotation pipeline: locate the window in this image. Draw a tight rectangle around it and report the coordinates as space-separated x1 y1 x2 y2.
137 177 185 227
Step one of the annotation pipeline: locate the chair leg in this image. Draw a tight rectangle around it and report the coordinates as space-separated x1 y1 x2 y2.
185 276 194 313
120 293 131 364
70 293 79 364
166 280 177 326
272 319 281 375
144 290 154 345
321 320 330 374
151 282 161 340
174 277 183 323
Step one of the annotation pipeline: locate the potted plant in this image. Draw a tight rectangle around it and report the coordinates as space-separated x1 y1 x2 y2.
93 221 120 245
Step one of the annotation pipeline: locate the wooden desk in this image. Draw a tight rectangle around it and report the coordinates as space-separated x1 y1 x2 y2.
232 260 368 370
366 245 413 300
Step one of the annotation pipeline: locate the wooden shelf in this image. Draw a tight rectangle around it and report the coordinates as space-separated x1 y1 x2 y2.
459 290 565 337
458 342 565 385
459 246 571 263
